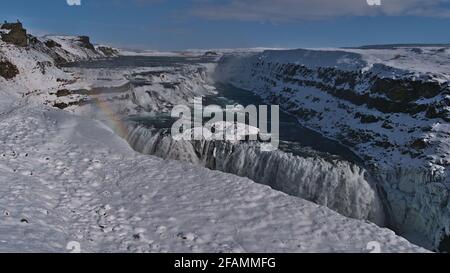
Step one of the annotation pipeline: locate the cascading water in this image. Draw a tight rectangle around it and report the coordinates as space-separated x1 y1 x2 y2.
123 121 386 226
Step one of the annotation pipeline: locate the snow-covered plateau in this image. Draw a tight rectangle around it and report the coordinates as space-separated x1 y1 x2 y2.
0 23 429 252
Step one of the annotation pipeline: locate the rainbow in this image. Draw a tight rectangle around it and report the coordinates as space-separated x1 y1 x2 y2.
92 96 130 138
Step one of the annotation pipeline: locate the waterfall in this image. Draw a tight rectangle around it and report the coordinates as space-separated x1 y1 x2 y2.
122 122 386 226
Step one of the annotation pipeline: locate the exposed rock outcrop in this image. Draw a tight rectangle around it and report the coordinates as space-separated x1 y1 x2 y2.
77 36 95 51
96 46 119 57
44 39 61 48
0 59 19 79
0 21 28 47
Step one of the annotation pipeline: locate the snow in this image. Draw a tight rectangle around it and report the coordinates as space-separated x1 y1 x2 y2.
253 47 450 82
0 29 11 35
43 35 102 61
345 47 450 81
0 42 68 102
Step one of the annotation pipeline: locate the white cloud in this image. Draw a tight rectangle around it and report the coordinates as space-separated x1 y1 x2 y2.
189 0 450 22
66 0 81 6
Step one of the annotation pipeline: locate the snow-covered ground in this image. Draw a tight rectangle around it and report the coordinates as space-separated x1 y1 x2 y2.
0 29 428 252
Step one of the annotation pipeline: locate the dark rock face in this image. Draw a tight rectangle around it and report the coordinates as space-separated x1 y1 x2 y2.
53 99 89 109
411 139 428 150
77 36 96 51
426 104 450 121
439 234 450 253
204 51 219 57
355 112 381 123
371 77 443 103
35 39 68 66
382 121 394 129
96 46 119 57
0 59 19 79
246 63 417 115
249 61 447 117
55 89 71 97
44 39 61 48
1 22 28 47
53 102 69 109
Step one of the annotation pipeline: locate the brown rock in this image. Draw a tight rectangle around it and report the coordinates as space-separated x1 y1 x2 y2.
0 59 19 79
1 21 28 47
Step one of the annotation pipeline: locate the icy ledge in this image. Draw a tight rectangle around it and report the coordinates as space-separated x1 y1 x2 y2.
0 105 426 253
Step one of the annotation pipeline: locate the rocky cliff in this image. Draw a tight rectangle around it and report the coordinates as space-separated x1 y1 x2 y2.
0 21 28 47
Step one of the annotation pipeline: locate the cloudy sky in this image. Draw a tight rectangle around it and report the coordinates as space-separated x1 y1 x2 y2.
1 0 450 50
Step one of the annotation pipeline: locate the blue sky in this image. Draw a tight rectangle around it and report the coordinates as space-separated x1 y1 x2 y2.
1 0 450 50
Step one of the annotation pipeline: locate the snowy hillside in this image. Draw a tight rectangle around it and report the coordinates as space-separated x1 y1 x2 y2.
0 27 118 100
42 35 118 62
216 46 450 250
